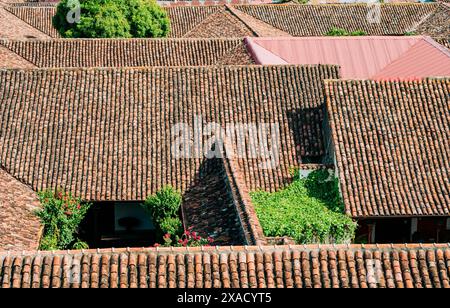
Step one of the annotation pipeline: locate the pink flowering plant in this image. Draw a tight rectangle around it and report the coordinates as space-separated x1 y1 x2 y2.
35 188 91 250
155 226 214 247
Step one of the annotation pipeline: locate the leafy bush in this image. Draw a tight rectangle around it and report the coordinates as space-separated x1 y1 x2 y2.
159 216 183 236
143 186 182 222
142 186 183 240
35 189 91 250
156 227 214 247
250 170 356 244
53 0 170 38
326 28 366 36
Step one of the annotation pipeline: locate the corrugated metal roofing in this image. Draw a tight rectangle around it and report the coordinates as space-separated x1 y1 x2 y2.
245 36 450 78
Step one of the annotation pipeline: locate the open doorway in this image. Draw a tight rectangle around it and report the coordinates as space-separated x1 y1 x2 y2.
79 201 156 248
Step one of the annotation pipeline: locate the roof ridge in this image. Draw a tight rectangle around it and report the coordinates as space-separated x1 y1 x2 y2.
2 243 449 256
244 37 289 64
423 36 450 57
234 2 439 7
226 4 291 37
0 37 246 43
0 64 339 72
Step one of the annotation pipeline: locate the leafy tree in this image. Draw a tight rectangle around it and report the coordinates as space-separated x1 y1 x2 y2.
53 0 170 38
250 170 356 244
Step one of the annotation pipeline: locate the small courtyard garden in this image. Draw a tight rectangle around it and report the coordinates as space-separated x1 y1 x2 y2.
251 170 356 244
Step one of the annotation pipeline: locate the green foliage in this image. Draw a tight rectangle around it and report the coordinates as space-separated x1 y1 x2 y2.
71 238 90 250
303 169 344 213
326 28 367 36
250 170 356 244
142 186 183 239
53 0 170 38
159 216 183 236
404 31 417 36
35 189 91 250
143 186 182 222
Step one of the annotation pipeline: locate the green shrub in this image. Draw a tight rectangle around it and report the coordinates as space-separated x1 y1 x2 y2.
326 28 366 36
159 216 183 236
142 186 183 239
142 186 182 222
35 189 91 250
53 0 170 38
250 170 356 244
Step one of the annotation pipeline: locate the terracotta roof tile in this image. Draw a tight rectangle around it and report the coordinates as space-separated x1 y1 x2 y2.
326 78 450 217
0 5 50 39
0 168 41 251
436 37 450 48
3 3 447 39
4 3 59 38
414 3 450 39
0 44 36 68
2 244 450 288
0 38 254 67
0 65 339 201
235 3 443 36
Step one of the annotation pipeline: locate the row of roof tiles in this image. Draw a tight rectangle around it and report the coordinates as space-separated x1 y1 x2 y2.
1 3 448 39
1 244 450 288
1 36 449 79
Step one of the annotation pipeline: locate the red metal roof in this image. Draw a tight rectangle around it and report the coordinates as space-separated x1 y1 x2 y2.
245 36 450 79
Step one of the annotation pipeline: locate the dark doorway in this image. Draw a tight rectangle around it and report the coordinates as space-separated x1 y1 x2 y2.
79 201 156 248
374 218 411 243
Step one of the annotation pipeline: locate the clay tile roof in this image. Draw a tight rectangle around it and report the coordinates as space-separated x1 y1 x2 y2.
3 3 448 39
1 244 450 288
3 3 257 38
4 3 59 38
414 3 450 39
245 36 450 79
0 168 41 252
326 78 450 218
235 3 442 36
0 38 254 67
0 4 51 39
0 44 36 68
0 65 339 202
436 37 450 49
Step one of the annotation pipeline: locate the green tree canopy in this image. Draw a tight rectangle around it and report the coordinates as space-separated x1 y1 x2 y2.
53 0 170 38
